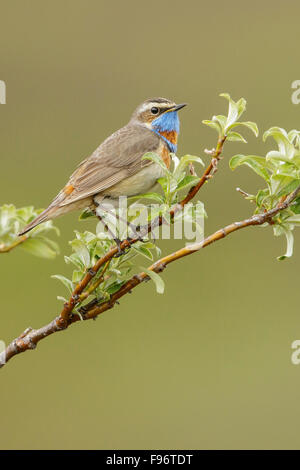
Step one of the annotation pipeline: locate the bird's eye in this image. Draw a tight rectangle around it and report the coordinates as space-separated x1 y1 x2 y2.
151 107 159 115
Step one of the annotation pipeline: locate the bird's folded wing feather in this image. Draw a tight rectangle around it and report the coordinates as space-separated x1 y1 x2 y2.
58 125 161 206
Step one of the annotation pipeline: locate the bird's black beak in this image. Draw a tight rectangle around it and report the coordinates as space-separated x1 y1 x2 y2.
173 103 187 111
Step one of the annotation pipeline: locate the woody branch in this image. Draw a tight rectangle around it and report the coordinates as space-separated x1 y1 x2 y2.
2 182 300 368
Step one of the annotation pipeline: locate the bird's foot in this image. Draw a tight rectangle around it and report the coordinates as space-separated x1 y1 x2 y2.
114 238 128 257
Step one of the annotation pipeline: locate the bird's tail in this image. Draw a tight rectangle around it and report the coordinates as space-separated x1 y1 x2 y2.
18 206 56 236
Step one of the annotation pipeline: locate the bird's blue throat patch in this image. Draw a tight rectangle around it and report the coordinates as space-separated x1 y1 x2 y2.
151 111 180 153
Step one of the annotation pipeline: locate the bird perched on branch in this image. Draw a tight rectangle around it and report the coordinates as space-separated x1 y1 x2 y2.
19 98 186 236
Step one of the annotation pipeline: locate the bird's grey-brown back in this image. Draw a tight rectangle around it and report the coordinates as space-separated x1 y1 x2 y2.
60 122 161 205
18 97 180 235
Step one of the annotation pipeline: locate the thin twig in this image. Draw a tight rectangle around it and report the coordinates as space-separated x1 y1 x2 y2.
0 235 28 253
179 135 226 207
236 187 253 199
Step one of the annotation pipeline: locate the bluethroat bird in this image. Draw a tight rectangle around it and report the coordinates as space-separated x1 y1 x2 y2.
19 98 186 237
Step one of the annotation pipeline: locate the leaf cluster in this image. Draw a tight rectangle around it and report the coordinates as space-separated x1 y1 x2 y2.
0 204 59 258
230 128 300 259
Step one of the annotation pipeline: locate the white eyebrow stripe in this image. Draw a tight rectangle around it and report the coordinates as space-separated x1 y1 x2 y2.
139 102 175 113
139 103 152 113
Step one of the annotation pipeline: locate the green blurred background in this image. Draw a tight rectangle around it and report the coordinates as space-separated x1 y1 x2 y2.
1 0 300 450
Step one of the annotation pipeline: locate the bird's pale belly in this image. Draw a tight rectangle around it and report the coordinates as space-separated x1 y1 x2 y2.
101 163 165 198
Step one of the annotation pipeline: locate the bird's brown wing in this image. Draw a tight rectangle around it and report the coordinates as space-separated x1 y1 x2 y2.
58 124 161 207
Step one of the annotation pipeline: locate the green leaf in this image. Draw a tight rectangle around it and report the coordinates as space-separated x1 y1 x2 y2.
213 115 227 129
202 119 222 133
106 280 125 295
69 239 91 267
277 228 294 261
236 98 247 118
179 154 204 167
51 274 74 293
266 150 292 165
142 241 161 258
0 204 59 257
226 131 247 143
157 177 169 196
270 175 297 197
21 237 58 259
227 121 259 137
64 254 84 270
29 220 60 237
239 121 259 137
176 175 200 191
72 270 84 283
142 152 169 173
37 236 60 254
132 244 154 260
288 130 300 148
16 205 36 223
174 154 204 176
143 268 165 294
220 93 246 130
203 94 251 137
229 154 270 181
173 155 203 183
266 160 299 179
79 208 95 220
256 189 269 208
211 115 226 133
263 127 295 161
276 179 300 198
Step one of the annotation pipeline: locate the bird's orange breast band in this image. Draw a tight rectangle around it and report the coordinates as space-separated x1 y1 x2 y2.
159 130 178 147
